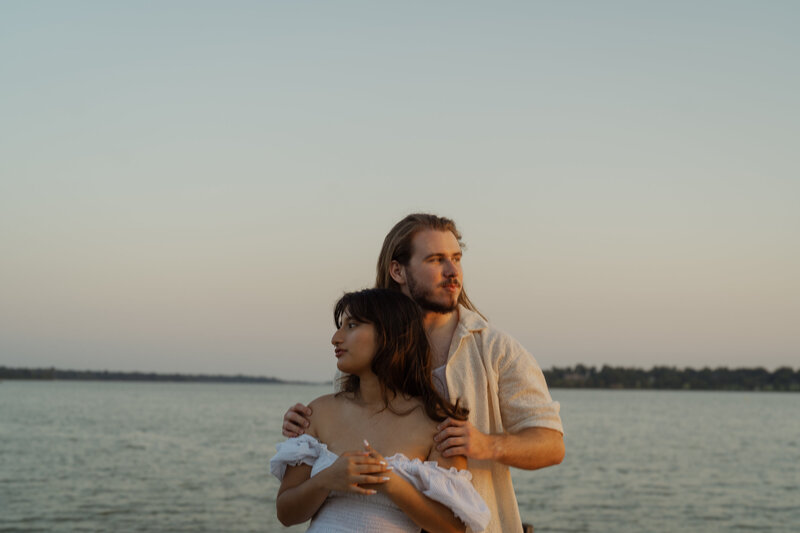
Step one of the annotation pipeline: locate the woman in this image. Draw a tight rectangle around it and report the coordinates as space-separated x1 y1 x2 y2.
270 289 489 533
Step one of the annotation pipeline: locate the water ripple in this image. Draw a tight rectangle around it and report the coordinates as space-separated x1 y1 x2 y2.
3 383 799 533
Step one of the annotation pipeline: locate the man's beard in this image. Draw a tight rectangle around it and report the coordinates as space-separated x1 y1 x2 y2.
406 272 460 314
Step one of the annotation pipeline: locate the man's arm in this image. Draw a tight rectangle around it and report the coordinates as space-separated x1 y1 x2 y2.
436 331 565 469
434 420 564 470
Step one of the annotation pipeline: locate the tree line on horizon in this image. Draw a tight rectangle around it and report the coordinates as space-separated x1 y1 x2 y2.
0 366 290 384
543 364 800 391
2 364 799 391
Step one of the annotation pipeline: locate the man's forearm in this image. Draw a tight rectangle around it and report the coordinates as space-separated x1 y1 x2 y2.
489 427 565 470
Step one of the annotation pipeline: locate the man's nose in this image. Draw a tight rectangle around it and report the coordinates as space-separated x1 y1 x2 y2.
443 259 458 275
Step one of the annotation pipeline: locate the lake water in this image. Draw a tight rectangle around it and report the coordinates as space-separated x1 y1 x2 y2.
1 382 798 532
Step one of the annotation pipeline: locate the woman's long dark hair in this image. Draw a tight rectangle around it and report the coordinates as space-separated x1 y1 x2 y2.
334 288 468 423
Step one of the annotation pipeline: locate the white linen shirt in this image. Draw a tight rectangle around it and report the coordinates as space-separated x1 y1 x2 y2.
445 305 563 533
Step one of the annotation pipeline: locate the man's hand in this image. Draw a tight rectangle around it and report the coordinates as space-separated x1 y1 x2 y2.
282 403 312 438
434 418 495 460
435 419 565 469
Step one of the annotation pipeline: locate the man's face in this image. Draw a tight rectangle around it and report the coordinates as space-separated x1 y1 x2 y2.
401 229 463 314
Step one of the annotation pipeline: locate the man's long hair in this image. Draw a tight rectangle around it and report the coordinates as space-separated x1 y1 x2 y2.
334 288 467 422
375 213 481 313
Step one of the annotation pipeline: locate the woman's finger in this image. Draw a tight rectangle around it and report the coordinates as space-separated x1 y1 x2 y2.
348 456 387 470
362 439 377 454
350 455 386 464
355 463 392 474
362 439 386 462
349 485 378 495
341 451 370 458
355 474 391 485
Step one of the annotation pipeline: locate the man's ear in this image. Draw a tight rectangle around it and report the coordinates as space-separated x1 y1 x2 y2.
389 260 406 285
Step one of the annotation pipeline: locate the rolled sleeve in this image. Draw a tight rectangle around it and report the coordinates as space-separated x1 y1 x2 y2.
497 338 564 435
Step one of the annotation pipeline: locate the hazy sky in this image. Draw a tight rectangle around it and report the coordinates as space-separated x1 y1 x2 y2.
2 2 798 381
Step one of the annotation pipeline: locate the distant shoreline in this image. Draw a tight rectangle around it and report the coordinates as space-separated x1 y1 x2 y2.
543 364 799 392
0 366 322 385
2 364 798 391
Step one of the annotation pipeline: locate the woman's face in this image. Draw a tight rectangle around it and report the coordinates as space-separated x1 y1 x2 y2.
331 311 378 376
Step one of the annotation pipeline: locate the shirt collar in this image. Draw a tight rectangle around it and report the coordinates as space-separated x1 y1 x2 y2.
446 304 489 366
456 304 488 338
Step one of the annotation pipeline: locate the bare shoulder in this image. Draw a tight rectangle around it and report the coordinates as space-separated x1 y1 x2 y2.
398 398 450 457
307 393 338 411
305 394 339 435
395 396 440 431
414 407 440 434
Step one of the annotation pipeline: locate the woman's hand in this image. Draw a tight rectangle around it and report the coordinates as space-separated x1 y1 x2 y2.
276 442 390 524
317 448 392 495
359 439 397 494
361 439 466 533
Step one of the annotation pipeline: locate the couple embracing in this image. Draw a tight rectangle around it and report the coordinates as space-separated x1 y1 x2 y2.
270 214 564 533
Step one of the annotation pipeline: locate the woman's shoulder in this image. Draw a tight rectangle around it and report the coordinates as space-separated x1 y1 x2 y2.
391 396 441 447
307 394 338 422
308 393 358 413
306 394 350 434
396 396 439 427
307 393 337 411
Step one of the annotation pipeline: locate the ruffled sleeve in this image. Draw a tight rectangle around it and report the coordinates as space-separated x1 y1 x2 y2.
269 434 331 480
390 457 491 532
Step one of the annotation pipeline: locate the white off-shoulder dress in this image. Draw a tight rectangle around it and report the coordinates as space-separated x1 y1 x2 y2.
270 434 490 532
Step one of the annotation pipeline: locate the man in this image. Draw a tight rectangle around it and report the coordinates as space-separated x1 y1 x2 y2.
283 213 564 533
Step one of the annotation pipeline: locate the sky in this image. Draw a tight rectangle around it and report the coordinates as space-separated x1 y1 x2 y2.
1 1 798 382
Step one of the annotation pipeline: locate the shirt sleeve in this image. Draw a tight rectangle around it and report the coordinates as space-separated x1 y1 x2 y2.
393 458 491 533
269 434 325 480
496 335 564 435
